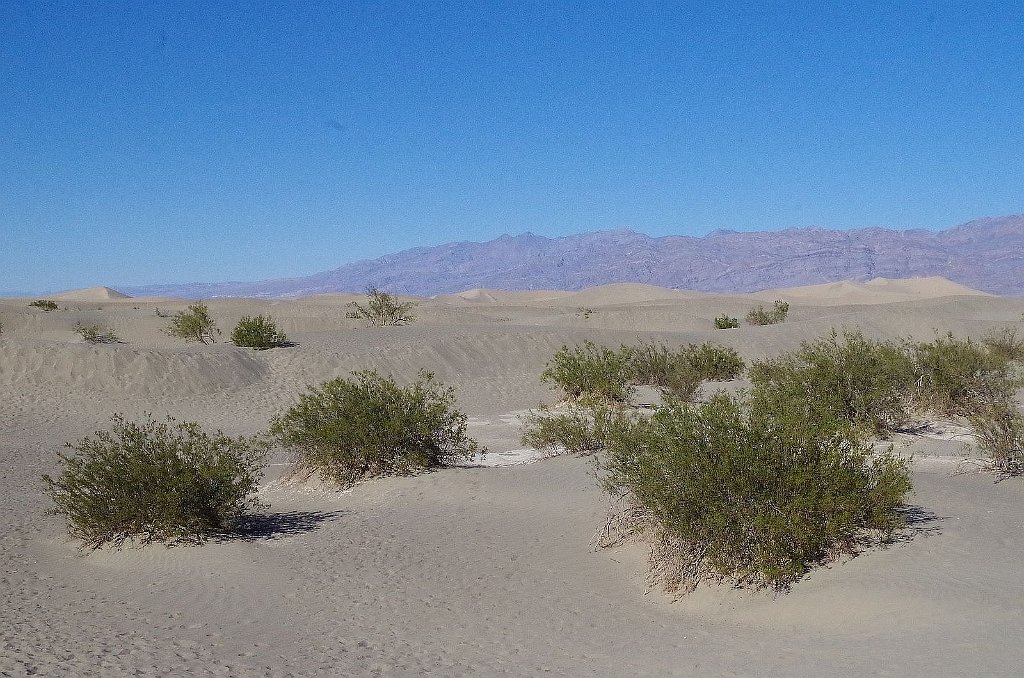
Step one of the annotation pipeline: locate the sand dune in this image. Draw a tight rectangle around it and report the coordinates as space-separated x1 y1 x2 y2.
49 286 133 301
1 279 1022 675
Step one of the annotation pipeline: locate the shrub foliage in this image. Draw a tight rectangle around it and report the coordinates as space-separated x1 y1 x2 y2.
714 314 739 329
231 315 289 350
74 322 120 344
43 415 269 548
602 394 911 593
166 302 219 344
271 370 480 487
346 288 416 326
745 300 790 326
29 299 58 311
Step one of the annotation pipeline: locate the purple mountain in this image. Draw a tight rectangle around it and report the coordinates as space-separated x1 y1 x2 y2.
123 215 1024 298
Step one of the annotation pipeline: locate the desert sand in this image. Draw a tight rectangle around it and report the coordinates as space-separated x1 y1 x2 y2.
1 278 1022 676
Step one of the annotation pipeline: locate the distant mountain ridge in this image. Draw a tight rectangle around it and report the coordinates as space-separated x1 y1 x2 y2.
123 215 1024 298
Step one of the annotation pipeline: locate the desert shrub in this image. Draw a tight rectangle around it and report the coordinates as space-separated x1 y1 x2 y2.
346 287 416 326
271 370 480 488
166 302 219 344
542 341 634 404
749 330 916 437
981 326 1024 362
746 300 789 326
520 403 625 456
968 400 1024 476
625 341 744 400
714 314 739 329
74 322 120 344
910 333 1013 418
231 315 289 350
42 415 269 549
685 342 745 382
29 299 58 311
601 393 911 593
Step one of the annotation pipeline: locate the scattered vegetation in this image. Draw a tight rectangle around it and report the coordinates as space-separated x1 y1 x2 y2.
714 314 739 329
600 394 911 594
542 341 636 404
42 415 269 549
166 302 219 344
154 307 171 318
271 370 480 488
231 315 289 350
29 299 58 311
981 326 1024 363
346 287 416 327
910 332 1013 418
520 403 623 456
745 300 790 326
576 307 595 319
73 322 121 344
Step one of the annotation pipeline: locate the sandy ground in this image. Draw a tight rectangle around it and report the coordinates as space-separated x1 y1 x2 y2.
1 279 1022 676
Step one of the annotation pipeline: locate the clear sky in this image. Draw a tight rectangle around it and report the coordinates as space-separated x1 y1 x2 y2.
2 1 1022 294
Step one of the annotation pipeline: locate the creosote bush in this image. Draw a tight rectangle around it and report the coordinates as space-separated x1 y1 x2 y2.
910 332 1014 418
166 302 219 344
42 415 269 549
542 341 636 404
601 394 911 593
74 322 120 344
745 300 789 326
231 314 289 350
29 299 59 311
714 314 739 329
981 326 1024 362
271 370 480 488
520 403 624 456
346 287 416 327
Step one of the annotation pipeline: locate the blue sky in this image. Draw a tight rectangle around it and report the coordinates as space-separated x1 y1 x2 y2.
2 1 1022 294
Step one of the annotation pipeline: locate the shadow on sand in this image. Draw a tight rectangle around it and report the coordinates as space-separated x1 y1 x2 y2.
891 504 945 543
225 510 345 542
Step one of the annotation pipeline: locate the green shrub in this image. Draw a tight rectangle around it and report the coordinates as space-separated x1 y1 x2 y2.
982 326 1024 362
520 403 624 456
542 341 634 404
969 400 1024 476
346 287 416 326
749 330 916 437
910 333 1013 418
602 393 911 593
29 299 58 311
746 300 790 326
714 314 739 329
685 342 745 382
74 322 120 344
231 315 289 350
625 341 744 400
42 415 269 549
271 370 480 488
166 302 219 344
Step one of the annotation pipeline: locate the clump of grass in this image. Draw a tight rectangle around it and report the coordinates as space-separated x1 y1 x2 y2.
601 393 911 594
43 415 269 549
746 300 790 326
271 370 480 488
74 322 120 344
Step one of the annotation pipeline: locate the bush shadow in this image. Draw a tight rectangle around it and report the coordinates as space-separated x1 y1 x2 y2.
226 510 345 542
890 504 945 543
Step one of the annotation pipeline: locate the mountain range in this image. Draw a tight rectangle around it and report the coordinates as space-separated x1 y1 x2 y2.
123 214 1024 298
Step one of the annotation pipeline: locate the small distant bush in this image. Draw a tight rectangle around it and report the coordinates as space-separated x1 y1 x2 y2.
29 299 58 311
231 315 289 350
749 330 916 437
982 326 1024 362
576 307 595 319
714 314 739 329
746 300 790 326
601 393 911 593
42 415 269 549
271 370 480 488
520 403 624 456
542 341 635 404
166 302 219 344
346 287 416 327
74 322 120 344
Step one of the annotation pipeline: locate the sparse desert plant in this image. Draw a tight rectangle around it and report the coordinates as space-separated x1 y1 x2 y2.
714 314 739 329
271 370 480 488
749 329 916 437
910 332 1014 418
231 315 289 350
601 393 911 594
968 400 1024 476
981 326 1024 362
166 302 219 344
520 403 625 456
745 300 790 326
154 307 171 318
42 415 269 549
346 287 416 327
74 322 120 344
626 341 745 400
541 341 635 404
29 299 58 311
576 307 595 319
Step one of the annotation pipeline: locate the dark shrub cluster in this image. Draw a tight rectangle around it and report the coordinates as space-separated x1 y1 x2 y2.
271 370 480 488
231 314 289 350
43 415 269 549
602 394 911 593
74 322 120 344
166 302 219 344
29 299 58 311
520 403 624 456
745 300 789 326
541 341 635 404
714 314 739 329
